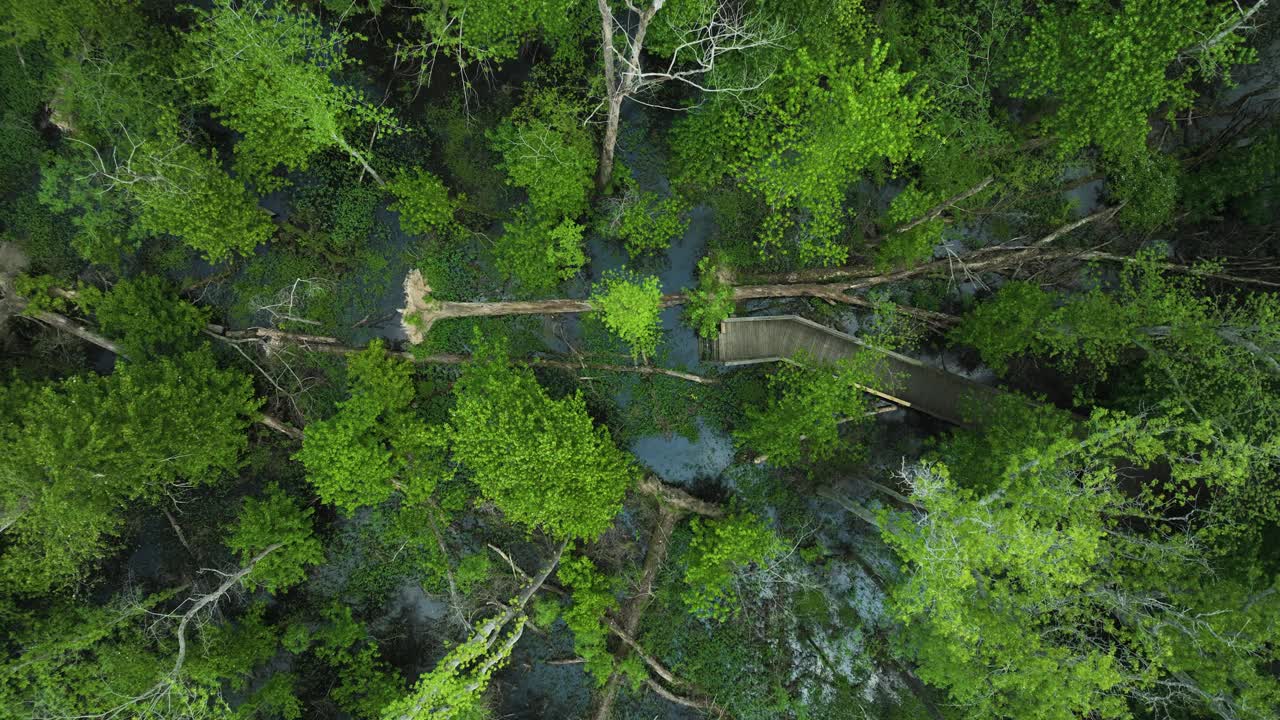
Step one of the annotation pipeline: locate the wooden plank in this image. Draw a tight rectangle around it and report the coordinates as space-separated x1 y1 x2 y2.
709 316 1005 427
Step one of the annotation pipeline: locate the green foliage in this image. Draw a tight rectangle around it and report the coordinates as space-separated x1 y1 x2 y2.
185 603 281 692
685 256 735 339
129 141 276 262
0 350 259 593
954 254 1280 551
1180 127 1280 223
449 338 635 540
0 0 149 69
934 395 1078 493
882 460 1125 720
610 192 689 257
1103 150 1179 231
490 89 595 221
882 0 1021 193
734 351 882 468
950 280 1057 374
455 553 493 595
590 270 663 361
673 36 930 266
0 588 283 719
78 275 209 358
1007 0 1255 158
237 672 303 720
876 184 943 270
381 611 527 720
297 341 449 513
37 153 139 266
0 49 43 198
310 604 404 719
642 0 718 56
317 502 452 611
226 482 325 595
183 0 401 190
494 211 586 292
681 513 782 622
402 0 585 79
884 408 1280 720
388 168 463 237
556 553 619 686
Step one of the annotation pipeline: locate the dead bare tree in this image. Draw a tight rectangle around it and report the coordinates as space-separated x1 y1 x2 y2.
594 0 781 188
78 544 282 720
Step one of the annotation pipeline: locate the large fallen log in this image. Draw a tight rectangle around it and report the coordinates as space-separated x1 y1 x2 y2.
206 325 720 385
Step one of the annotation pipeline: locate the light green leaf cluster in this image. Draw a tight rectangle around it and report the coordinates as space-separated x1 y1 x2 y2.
684 255 735 339
681 513 782 622
388 168 463 237
296 341 449 513
36 153 139 266
875 183 944 270
590 270 663 361
1008 0 1255 159
955 257 1280 551
671 18 931 268
303 604 404 719
0 590 171 717
449 340 634 540
885 406 1280 720
882 461 1128 720
734 350 883 468
490 89 595 221
556 554 619 685
494 212 587 291
226 483 325 595
489 89 595 291
76 275 209 358
613 192 689 257
129 141 275 262
184 0 401 190
405 0 584 73
0 350 259 593
380 617 526 720
743 41 930 266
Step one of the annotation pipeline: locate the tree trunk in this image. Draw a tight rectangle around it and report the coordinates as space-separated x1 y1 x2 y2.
210 325 721 384
635 475 725 518
333 132 385 187
590 504 680 720
596 95 623 191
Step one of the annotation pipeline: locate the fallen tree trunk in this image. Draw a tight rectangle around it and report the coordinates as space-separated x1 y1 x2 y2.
208 325 720 385
891 175 995 235
750 206 1122 285
590 503 681 720
401 210 1127 335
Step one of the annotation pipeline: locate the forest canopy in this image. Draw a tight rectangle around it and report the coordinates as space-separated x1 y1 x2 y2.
1 1 1278 719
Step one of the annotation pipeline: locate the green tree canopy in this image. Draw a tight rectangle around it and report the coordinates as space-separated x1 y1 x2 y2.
881 409 1280 720
590 270 663 362
449 340 634 540
735 350 884 468
297 341 449 514
0 350 260 593
490 88 596 222
951 253 1280 551
1007 0 1256 159
183 0 401 190
226 483 325 595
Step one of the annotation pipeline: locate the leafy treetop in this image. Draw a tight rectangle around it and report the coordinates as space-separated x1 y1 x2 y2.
449 338 635 540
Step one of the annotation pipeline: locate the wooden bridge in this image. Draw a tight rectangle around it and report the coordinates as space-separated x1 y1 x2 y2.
705 315 1005 427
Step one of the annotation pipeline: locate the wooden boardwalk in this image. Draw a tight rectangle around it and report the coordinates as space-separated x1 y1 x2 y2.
707 315 1005 427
